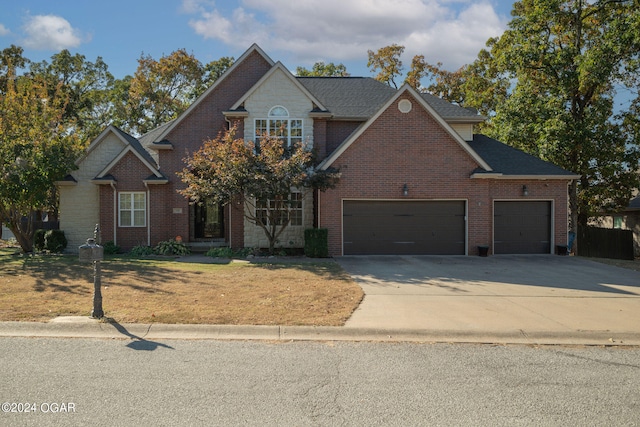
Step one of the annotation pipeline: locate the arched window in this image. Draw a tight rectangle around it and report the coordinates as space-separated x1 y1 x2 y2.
255 106 303 147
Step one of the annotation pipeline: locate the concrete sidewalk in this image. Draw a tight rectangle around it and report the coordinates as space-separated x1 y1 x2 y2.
1 255 638 346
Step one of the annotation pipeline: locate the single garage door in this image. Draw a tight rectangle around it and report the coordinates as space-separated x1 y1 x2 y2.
494 201 551 254
343 200 466 255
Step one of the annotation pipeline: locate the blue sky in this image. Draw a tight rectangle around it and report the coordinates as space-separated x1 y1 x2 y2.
1 0 513 79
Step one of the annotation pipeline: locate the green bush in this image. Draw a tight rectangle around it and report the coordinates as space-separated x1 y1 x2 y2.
304 228 329 258
44 230 67 253
205 247 256 258
154 239 190 256
102 241 121 255
33 229 46 252
205 247 235 258
129 245 154 257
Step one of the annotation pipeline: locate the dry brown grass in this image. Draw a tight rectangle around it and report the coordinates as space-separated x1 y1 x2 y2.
581 256 640 272
0 247 363 325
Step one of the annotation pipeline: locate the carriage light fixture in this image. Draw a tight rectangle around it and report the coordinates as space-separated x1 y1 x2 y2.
402 184 409 197
522 185 529 196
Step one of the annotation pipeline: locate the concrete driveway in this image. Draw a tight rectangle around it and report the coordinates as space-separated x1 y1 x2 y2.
336 255 640 344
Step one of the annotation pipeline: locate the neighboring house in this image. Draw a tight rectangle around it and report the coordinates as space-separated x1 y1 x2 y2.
593 194 640 256
57 44 579 256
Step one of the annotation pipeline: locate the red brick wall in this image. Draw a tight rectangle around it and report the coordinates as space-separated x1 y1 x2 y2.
99 150 153 250
318 94 571 256
326 121 361 155
106 50 272 249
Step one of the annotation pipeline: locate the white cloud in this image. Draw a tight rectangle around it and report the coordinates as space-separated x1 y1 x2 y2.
0 24 10 36
21 15 83 50
184 0 507 71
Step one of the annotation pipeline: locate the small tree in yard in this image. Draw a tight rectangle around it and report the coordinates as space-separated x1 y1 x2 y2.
179 128 339 254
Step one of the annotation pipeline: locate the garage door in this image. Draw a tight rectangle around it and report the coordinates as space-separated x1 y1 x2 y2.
494 201 551 254
343 201 466 255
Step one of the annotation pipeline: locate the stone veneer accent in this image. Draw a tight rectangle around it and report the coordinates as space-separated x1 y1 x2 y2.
243 189 314 249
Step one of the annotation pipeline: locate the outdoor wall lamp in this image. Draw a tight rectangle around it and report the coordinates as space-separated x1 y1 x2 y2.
402 184 409 197
522 185 529 196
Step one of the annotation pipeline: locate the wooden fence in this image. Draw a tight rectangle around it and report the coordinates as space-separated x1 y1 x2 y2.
577 226 634 260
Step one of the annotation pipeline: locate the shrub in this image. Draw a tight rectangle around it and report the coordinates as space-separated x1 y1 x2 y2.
129 245 154 257
44 230 67 253
33 229 46 252
304 228 329 258
154 239 190 256
102 241 121 255
206 247 257 258
205 247 235 258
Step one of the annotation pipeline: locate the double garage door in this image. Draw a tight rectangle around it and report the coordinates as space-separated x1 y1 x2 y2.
343 201 466 255
343 200 552 255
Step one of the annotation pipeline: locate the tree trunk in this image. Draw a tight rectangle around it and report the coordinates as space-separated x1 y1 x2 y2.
4 210 34 253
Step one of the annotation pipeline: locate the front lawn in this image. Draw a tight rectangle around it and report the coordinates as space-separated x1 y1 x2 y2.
0 246 363 326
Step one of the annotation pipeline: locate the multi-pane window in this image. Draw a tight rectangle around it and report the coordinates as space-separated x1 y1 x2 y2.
119 192 146 227
255 106 303 147
255 191 303 226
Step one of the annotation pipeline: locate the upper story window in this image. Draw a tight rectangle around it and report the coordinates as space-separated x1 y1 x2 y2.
255 106 303 147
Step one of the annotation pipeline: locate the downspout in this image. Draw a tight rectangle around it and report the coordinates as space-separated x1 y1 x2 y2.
109 182 117 246
144 182 150 247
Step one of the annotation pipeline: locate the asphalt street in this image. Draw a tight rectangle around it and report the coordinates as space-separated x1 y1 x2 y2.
1 337 639 426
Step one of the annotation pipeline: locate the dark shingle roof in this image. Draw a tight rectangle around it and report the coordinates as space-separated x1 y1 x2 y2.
420 92 483 120
139 120 175 147
469 135 578 177
297 77 395 118
112 126 159 169
297 77 484 121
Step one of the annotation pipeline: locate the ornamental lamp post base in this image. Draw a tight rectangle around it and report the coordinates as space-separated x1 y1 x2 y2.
90 260 104 319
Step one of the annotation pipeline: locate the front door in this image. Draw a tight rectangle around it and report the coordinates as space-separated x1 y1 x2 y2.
194 200 224 239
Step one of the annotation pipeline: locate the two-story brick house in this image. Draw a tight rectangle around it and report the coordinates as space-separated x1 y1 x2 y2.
57 44 578 256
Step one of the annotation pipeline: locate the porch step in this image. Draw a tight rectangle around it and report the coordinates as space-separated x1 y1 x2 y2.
188 240 228 253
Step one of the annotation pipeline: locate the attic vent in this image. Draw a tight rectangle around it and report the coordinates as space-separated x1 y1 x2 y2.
398 99 412 113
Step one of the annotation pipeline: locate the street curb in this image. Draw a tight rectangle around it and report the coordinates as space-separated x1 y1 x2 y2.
0 321 638 346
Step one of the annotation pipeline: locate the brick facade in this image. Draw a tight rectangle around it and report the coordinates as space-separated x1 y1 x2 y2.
62 45 574 256
318 95 571 256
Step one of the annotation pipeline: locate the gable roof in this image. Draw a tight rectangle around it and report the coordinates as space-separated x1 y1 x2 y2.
469 135 580 179
153 43 275 142
319 84 492 171
93 127 165 180
76 125 156 167
229 62 328 112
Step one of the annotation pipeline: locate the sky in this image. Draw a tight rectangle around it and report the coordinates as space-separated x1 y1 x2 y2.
0 0 513 79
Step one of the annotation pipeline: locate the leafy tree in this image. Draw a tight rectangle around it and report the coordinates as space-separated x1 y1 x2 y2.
367 44 405 88
296 61 350 77
29 50 115 144
1 45 30 93
485 0 640 233
178 128 339 254
126 49 204 135
200 56 234 95
0 71 82 252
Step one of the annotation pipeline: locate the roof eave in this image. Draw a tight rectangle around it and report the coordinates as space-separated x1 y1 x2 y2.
471 173 581 180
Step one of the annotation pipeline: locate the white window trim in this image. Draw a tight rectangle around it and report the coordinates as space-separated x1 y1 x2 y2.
254 106 303 147
255 191 303 227
118 192 147 228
